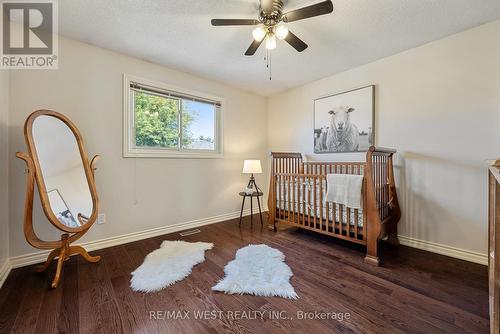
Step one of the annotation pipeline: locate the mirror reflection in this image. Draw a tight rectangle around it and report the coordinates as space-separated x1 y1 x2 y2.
32 115 93 228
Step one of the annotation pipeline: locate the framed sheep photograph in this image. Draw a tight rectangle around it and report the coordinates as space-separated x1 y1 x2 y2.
314 85 374 153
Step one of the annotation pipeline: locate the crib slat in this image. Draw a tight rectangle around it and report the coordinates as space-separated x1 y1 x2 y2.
275 174 279 220
285 175 288 221
297 175 301 225
303 176 306 227
309 176 313 228
380 156 384 219
284 175 287 220
382 156 385 219
339 203 343 236
284 174 288 222
312 176 315 228
288 175 292 223
307 176 310 227
381 156 384 218
298 176 306 225
382 156 385 218
306 176 311 227
354 208 359 238
312 176 318 228
283 174 286 221
319 177 324 230
386 156 389 217
275 174 278 220
291 175 295 224
284 175 288 221
286 175 292 221
298 175 301 224
333 199 337 233
291 175 295 223
363 177 367 239
292 175 297 224
385 156 388 218
379 156 382 218
347 206 351 236
374 156 378 211
278 174 282 220
384 156 387 218
379 156 382 219
355 165 359 238
375 155 379 218
325 180 330 232
378 156 382 219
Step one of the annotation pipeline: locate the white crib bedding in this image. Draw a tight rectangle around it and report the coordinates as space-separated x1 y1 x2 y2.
275 178 364 227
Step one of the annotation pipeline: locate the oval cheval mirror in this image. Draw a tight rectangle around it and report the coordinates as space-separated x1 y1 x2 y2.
16 110 101 288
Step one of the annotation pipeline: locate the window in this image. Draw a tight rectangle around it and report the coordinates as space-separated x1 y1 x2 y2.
123 75 223 158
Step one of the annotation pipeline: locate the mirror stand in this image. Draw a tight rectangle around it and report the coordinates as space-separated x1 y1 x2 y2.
16 151 101 288
35 233 101 288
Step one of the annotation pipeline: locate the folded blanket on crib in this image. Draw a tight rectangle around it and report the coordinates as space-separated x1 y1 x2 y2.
325 174 364 209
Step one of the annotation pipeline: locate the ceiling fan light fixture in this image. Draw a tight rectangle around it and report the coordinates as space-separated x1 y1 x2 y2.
265 34 277 50
252 26 266 42
275 25 289 40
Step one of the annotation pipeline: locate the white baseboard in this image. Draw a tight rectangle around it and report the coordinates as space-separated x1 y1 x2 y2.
8 208 259 270
398 235 487 265
0 258 12 289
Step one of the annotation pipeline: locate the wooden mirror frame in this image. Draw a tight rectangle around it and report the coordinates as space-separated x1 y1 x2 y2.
16 110 101 288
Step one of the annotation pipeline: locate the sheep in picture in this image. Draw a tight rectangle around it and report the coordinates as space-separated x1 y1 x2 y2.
319 126 328 151
326 106 359 152
314 131 322 152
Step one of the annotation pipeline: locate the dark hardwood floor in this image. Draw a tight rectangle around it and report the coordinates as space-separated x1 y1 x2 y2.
0 215 489 334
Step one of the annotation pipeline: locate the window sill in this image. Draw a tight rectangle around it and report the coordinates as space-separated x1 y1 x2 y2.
123 149 224 159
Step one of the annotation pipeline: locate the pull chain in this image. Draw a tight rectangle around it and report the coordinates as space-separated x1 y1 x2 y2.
269 51 272 81
264 49 272 81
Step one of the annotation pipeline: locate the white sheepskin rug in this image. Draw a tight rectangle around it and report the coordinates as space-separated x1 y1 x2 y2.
130 240 213 293
212 244 298 299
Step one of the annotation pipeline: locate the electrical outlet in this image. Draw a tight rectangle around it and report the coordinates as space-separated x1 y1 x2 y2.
97 213 106 225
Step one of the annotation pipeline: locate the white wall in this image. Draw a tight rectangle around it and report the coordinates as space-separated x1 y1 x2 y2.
8 37 268 257
268 20 500 256
0 70 9 268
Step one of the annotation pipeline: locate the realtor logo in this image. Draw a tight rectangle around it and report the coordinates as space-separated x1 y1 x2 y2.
1 0 58 69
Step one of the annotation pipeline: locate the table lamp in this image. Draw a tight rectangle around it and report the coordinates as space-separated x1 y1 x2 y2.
242 160 262 194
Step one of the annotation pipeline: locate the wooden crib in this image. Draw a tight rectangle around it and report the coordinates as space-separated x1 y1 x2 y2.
267 146 401 266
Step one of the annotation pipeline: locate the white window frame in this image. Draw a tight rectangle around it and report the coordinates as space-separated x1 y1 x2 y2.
123 74 224 158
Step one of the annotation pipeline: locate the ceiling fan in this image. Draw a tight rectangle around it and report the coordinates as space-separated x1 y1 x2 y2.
211 0 334 56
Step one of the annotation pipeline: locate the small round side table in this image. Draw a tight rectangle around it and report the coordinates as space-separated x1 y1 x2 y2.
238 191 264 226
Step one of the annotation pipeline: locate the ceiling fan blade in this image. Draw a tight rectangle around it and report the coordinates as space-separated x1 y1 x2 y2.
284 31 308 52
211 19 259 26
245 39 264 56
282 0 333 23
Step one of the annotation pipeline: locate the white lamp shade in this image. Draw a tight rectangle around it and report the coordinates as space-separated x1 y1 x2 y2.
242 160 262 174
252 26 266 42
265 34 276 50
275 25 289 40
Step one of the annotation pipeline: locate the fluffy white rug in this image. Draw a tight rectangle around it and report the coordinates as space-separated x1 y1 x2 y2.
212 244 298 299
130 240 213 293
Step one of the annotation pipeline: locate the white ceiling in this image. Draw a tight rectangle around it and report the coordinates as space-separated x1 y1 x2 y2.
59 0 500 96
